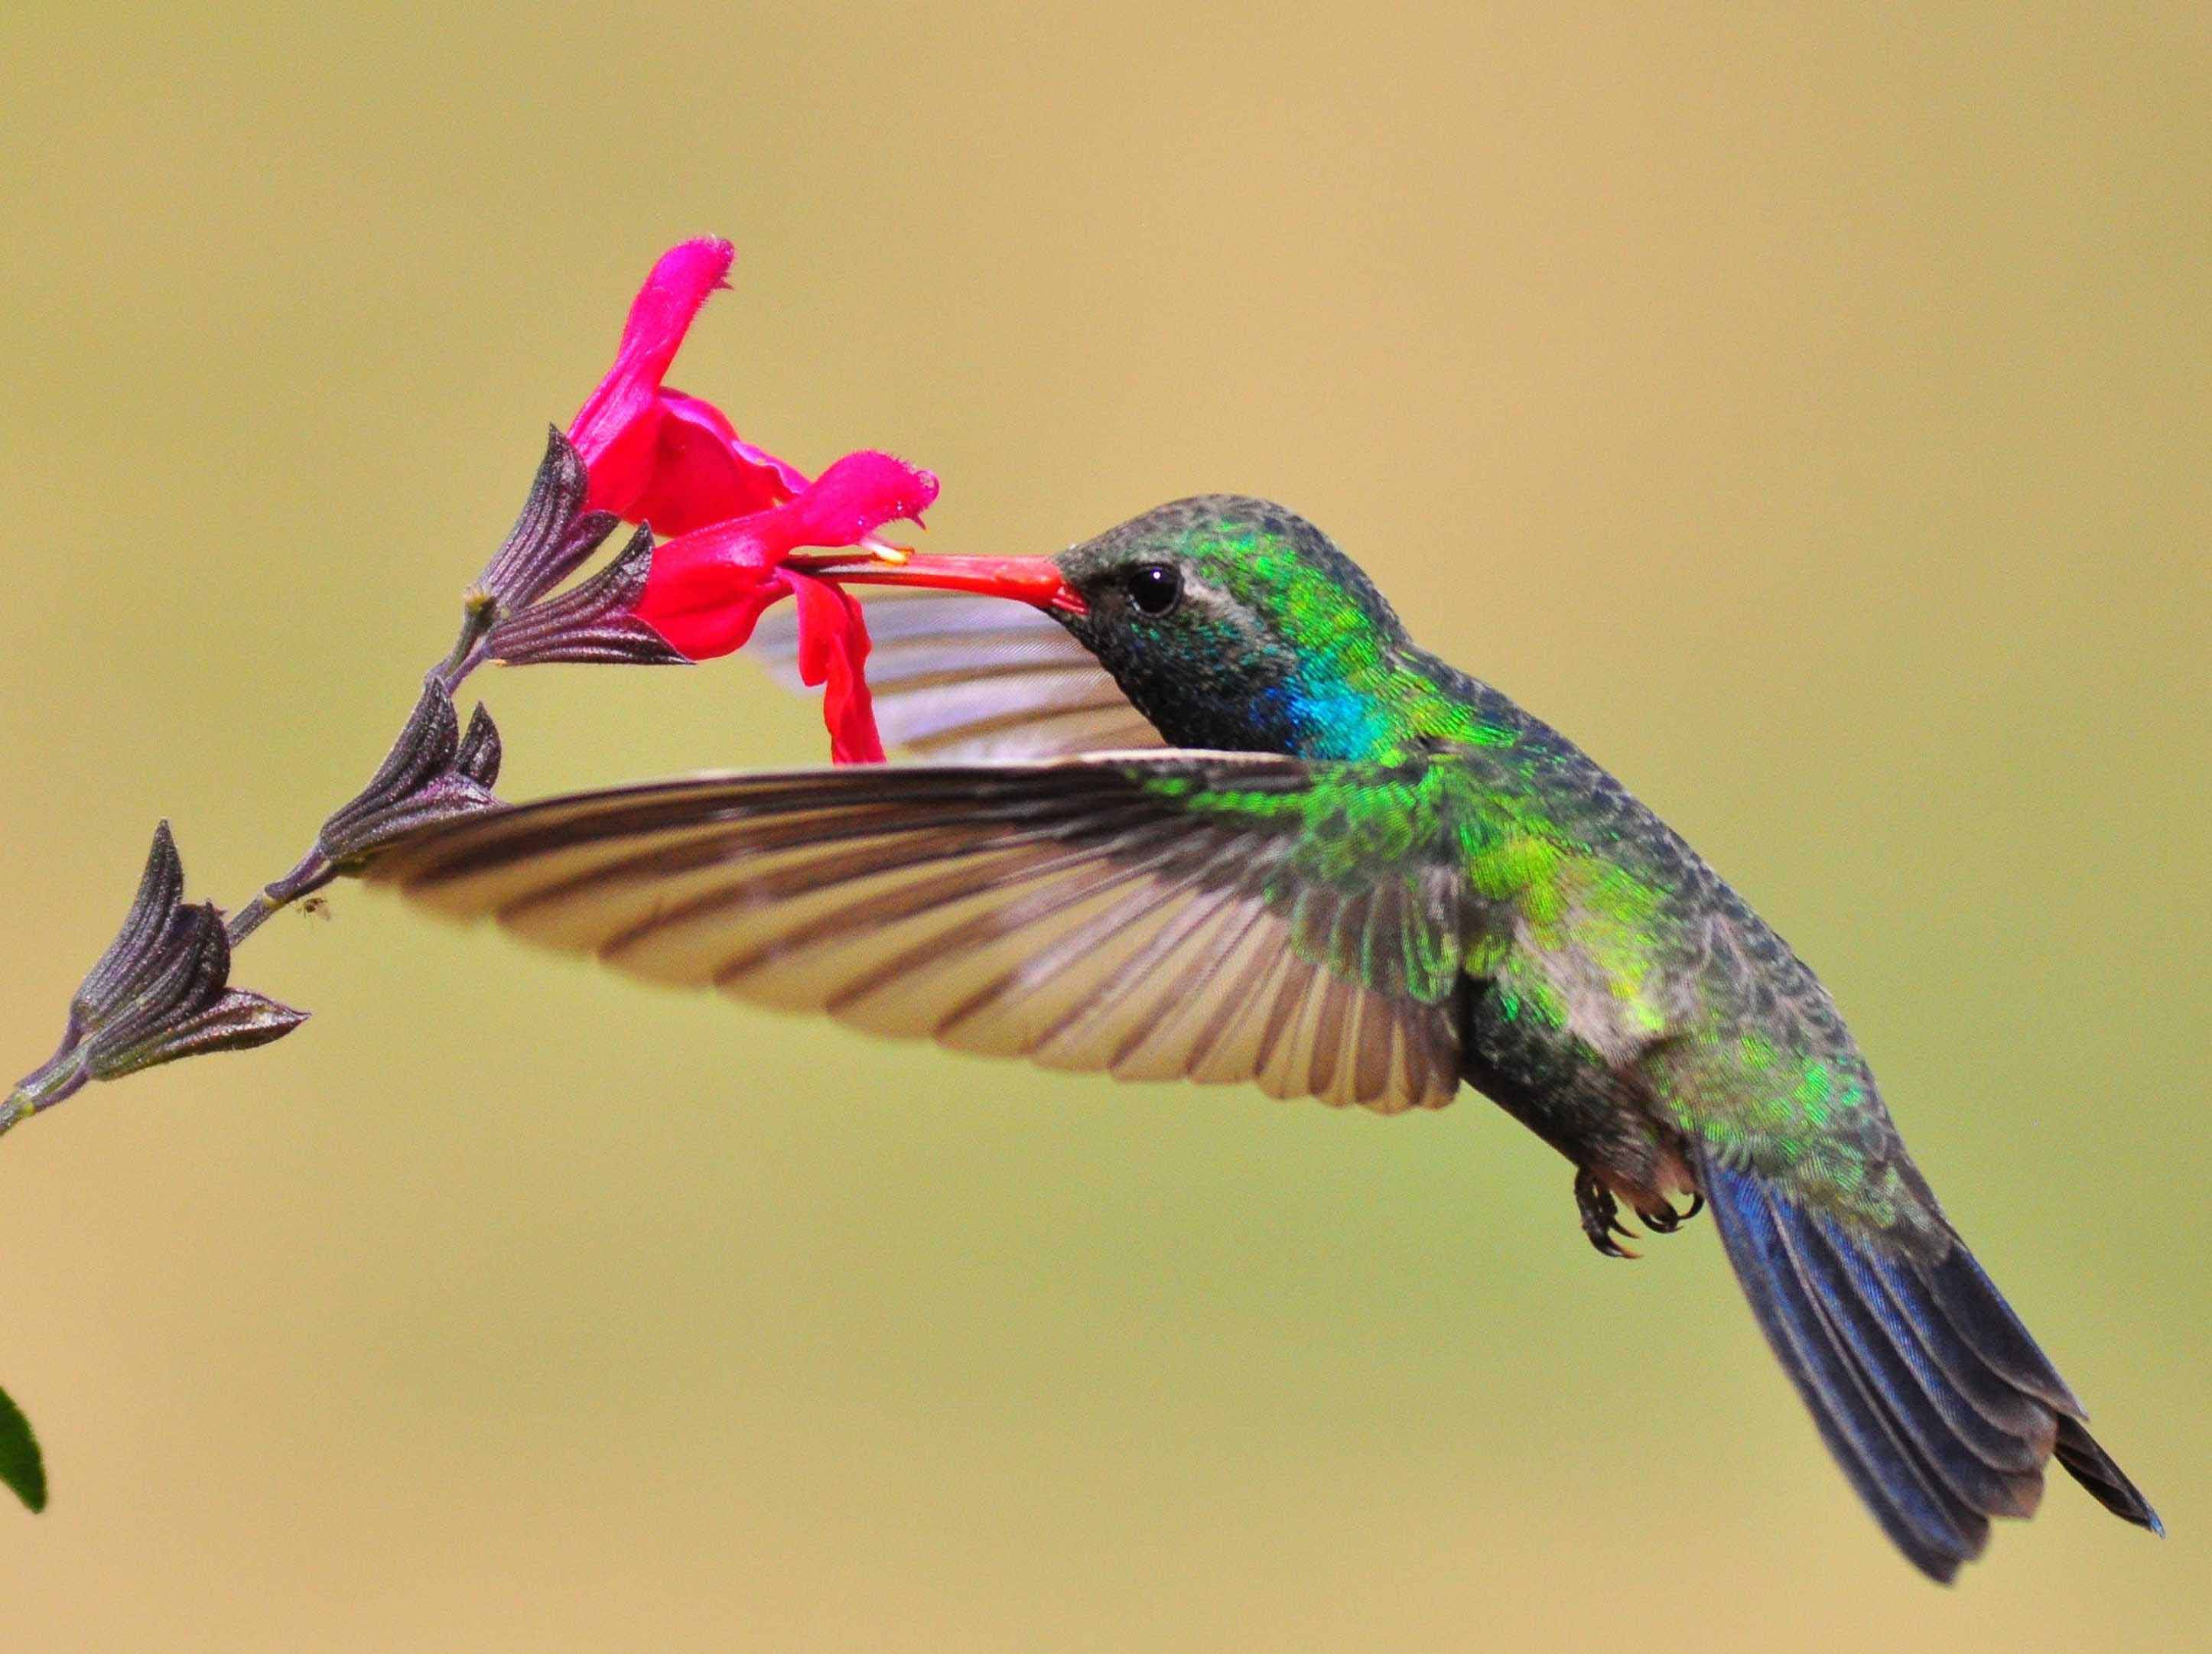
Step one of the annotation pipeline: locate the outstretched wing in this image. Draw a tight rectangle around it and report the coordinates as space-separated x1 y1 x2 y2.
752 590 1162 759
370 752 1467 1112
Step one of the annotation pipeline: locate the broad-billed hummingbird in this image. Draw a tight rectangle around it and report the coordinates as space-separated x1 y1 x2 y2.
377 496 2159 1581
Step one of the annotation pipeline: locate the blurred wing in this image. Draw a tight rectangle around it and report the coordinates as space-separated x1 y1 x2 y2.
372 754 1462 1113
752 590 1163 759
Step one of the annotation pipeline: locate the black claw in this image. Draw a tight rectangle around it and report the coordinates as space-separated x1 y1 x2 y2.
1634 1191 1706 1236
1574 1169 1640 1260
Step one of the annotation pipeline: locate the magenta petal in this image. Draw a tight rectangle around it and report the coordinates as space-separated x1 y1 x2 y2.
635 563 789 662
780 452 941 551
567 239 736 517
787 574 884 764
636 388 808 536
630 516 779 653
659 390 808 496
636 520 772 593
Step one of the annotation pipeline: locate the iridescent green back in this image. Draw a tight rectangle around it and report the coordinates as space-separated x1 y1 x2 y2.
1061 497 1934 1238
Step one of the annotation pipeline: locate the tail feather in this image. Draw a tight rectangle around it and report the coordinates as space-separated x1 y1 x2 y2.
1922 1245 2083 1415
2054 1415 2166 1535
1704 1160 1984 1579
1850 1243 2054 1453
1821 1235 2048 1474
1700 1154 2162 1581
1787 1217 2045 1521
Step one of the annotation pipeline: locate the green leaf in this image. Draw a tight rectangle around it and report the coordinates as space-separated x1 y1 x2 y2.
0 1385 47 1513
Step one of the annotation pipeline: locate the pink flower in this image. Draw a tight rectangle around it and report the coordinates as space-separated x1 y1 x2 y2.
565 241 1078 764
561 240 923 760
565 239 807 537
634 452 941 764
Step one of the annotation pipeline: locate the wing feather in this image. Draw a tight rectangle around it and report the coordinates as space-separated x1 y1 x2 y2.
375 754 1465 1113
753 591 1163 759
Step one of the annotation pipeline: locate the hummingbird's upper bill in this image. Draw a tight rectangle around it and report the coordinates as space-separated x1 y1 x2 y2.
821 551 1088 616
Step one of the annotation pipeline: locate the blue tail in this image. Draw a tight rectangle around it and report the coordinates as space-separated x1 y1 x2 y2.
1700 1155 2161 1581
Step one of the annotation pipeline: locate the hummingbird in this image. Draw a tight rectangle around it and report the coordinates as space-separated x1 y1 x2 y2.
375 495 2160 1581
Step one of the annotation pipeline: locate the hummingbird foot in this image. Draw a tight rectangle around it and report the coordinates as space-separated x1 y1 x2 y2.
1573 1168 1640 1260
1635 1191 1705 1235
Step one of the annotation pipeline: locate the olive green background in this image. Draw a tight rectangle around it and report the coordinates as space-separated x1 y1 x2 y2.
2 4 2204 1649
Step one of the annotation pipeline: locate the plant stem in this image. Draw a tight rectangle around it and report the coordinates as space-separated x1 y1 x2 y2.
222 617 497 947
225 850 339 947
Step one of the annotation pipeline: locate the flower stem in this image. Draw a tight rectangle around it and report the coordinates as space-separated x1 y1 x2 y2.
225 850 340 947
220 612 500 949
0 1064 88 1135
5 603 502 1131
4 431 598 1139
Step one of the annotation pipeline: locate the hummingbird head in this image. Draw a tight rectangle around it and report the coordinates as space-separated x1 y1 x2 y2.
1047 496 1413 756
834 495 1421 759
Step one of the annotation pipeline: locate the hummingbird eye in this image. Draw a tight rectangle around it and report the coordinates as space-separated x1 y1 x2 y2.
1125 563 1182 617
